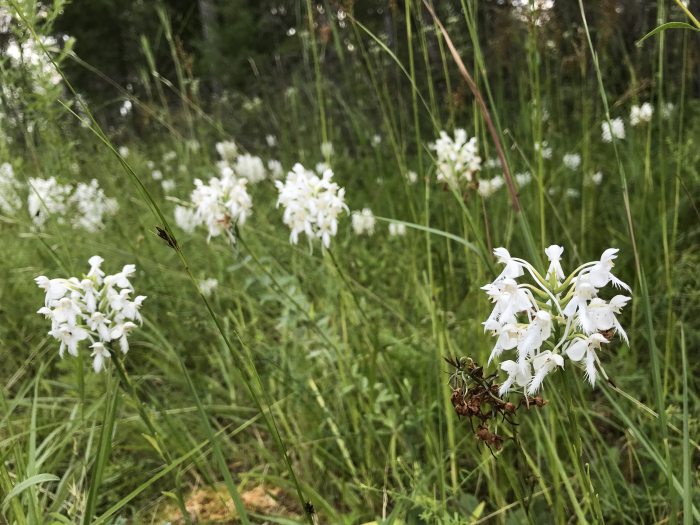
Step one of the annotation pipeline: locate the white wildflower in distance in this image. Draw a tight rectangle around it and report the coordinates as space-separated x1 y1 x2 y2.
430 129 481 185
36 256 146 373
483 245 631 395
601 118 625 142
484 158 501 169
266 134 277 147
161 179 176 193
216 141 238 162
275 163 347 249
118 146 129 158
405 170 418 184
630 103 653 126
69 179 119 232
5 36 63 93
534 141 552 159
162 150 177 164
28 177 71 228
388 222 406 236
267 160 284 179
478 176 505 198
371 134 382 147
588 171 603 186
351 208 376 236
563 153 581 171
198 278 219 297
0 163 22 215
515 172 532 187
151 169 163 181
234 153 266 184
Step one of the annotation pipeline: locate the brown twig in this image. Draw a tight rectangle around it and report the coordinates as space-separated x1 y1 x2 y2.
422 0 521 213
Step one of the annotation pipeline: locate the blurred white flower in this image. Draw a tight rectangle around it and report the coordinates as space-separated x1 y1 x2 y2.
27 177 71 228
478 176 504 198
430 129 481 185
563 153 581 171
216 141 238 162
267 160 284 179
388 222 406 236
405 170 418 184
515 171 532 187
5 36 62 93
630 103 653 126
69 179 119 232
534 140 552 159
198 278 219 297
484 157 500 169
161 179 176 193
601 118 625 142
162 151 177 164
151 170 163 181
266 134 277 147
118 146 129 158
36 256 146 373
371 134 382 147
234 153 266 184
351 208 376 236
589 171 603 186
275 163 347 248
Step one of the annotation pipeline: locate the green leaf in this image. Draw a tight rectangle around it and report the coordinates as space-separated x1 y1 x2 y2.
637 22 700 46
2 474 59 510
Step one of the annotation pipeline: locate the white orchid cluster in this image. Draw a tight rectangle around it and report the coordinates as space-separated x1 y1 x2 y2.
430 129 482 185
175 166 252 241
68 180 120 232
27 176 118 231
482 245 631 396
601 102 674 142
5 35 65 94
36 256 146 373
275 163 347 248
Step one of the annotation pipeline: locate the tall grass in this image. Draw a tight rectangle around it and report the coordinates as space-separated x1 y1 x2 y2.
1 1 698 523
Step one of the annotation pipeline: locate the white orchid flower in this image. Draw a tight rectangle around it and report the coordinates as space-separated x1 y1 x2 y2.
566 333 608 386
528 351 564 394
